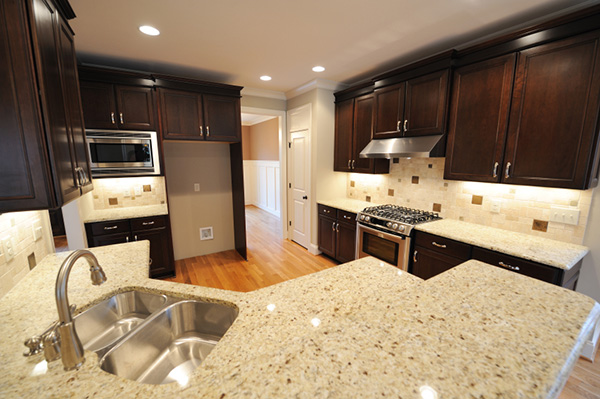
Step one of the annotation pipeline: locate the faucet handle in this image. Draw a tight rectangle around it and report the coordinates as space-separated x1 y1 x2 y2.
43 328 61 362
23 336 43 357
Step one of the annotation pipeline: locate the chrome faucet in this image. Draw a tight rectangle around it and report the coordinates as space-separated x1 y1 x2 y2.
34 250 107 370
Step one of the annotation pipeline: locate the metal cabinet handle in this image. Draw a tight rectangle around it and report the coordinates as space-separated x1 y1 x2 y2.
343 215 351 219
505 162 511 179
499 261 520 271
200 126 204 137
119 112 124 124
75 167 83 188
397 121 401 131
142 221 155 226
432 241 447 249
493 162 499 178
125 236 129 242
351 160 355 169
149 258 153 266
104 225 118 230
403 119 408 132
336 223 339 233
206 126 210 137
110 112 116 124
134 235 138 241
348 160 351 169
331 222 336 231
413 250 418 263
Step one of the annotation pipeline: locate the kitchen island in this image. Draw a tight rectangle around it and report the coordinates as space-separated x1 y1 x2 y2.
0 241 597 398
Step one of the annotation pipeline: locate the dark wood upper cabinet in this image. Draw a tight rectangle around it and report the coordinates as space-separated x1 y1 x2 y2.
373 70 449 138
159 88 241 143
503 30 600 189
79 81 155 130
444 54 516 182
1 0 92 212
334 92 389 174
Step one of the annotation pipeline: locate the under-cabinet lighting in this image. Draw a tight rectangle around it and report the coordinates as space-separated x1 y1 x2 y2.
139 25 160 36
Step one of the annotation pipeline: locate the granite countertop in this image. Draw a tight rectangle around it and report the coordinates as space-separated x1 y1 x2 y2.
416 219 589 270
318 198 376 214
0 242 598 398
83 204 169 223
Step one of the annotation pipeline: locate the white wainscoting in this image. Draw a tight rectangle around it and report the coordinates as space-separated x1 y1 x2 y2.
243 160 281 218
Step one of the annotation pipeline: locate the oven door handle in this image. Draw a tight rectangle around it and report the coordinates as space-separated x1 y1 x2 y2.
357 223 407 241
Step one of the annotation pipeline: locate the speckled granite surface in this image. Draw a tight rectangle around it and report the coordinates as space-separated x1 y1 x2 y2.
318 198 375 214
416 219 589 270
83 204 169 223
0 242 597 398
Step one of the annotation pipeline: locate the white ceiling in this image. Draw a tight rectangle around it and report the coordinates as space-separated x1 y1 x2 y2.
69 0 598 94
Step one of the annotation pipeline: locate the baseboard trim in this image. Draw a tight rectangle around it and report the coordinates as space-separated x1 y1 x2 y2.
309 243 320 255
581 317 600 361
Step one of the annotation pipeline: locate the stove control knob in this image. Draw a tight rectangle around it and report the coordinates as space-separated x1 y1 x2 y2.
386 222 392 228
365 216 370 222
392 223 398 230
359 215 365 221
398 225 405 232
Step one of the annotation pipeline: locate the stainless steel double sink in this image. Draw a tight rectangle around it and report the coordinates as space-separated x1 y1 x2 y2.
74 290 238 385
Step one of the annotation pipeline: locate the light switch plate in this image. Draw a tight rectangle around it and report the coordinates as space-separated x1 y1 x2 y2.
550 206 580 225
123 189 131 197
194 183 200 192
490 199 501 214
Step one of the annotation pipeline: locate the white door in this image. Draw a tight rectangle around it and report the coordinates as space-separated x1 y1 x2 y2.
290 130 310 249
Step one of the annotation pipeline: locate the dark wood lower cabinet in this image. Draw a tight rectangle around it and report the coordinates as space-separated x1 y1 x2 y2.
318 204 357 263
85 215 175 278
411 246 465 280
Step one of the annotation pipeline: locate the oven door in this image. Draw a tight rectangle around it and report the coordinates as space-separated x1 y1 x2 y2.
356 223 411 271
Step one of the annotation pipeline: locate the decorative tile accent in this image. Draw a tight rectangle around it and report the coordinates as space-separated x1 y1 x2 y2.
428 164 433 168
412 176 419 184
91 177 167 210
393 158 399 164
433 203 442 212
350 180 355 188
388 189 394 196
143 185 152 192
472 195 483 205
108 198 118 205
366 196 371 202
533 220 549 232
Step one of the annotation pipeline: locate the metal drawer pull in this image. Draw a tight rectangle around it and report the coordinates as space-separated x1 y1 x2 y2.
432 241 447 249
343 215 351 219
336 223 339 233
149 258 153 265
104 225 119 230
332 222 335 231
110 112 115 124
134 235 138 241
505 162 511 179
403 119 408 132
499 261 520 271
413 250 418 263
492 162 499 178
348 160 351 169
142 221 155 226
397 121 401 131
119 112 124 124
200 126 204 137
351 160 355 169
206 126 210 137
125 236 129 242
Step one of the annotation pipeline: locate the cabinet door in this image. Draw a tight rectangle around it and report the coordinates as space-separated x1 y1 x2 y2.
336 221 356 263
79 81 117 129
0 0 54 211
134 228 174 278
318 215 336 258
159 88 204 140
503 31 600 189
30 0 80 205
115 86 156 130
203 94 241 142
333 98 353 172
373 82 404 138
403 69 449 137
57 17 92 194
89 232 131 247
411 246 462 280
444 55 516 183
352 94 377 173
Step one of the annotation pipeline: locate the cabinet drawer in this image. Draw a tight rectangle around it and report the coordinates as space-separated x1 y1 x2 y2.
318 204 336 217
90 220 130 236
131 216 166 231
414 231 471 260
337 210 357 226
472 247 561 285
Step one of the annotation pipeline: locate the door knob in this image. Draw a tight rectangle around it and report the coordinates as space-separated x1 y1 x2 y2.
302 195 308 200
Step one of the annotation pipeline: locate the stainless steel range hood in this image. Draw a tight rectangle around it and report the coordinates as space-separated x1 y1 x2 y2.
359 134 444 159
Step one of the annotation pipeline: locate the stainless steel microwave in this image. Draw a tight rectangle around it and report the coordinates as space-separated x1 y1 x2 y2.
86 130 161 178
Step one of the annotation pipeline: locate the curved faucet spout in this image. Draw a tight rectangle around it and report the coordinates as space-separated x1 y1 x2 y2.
54 249 107 370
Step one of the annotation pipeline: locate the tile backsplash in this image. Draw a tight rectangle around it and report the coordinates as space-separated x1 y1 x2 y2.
347 158 593 245
91 176 167 210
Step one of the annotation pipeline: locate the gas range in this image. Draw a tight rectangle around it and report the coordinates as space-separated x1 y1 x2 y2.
357 204 441 236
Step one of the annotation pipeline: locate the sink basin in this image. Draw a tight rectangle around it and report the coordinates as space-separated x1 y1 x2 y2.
99 300 238 385
74 290 167 355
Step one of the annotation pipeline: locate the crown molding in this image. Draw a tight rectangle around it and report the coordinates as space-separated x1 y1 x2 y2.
285 79 349 99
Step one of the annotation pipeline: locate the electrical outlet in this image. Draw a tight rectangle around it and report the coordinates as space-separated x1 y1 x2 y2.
200 227 213 241
134 186 142 196
194 183 200 192
490 199 501 214
550 206 580 225
1 237 15 262
123 189 131 197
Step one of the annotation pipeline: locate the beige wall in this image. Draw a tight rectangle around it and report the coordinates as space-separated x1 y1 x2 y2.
0 210 54 298
347 158 593 245
163 142 235 260
242 126 251 160
245 118 279 161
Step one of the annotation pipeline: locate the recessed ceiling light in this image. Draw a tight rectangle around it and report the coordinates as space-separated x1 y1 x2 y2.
139 25 160 36
312 66 325 72
260 75 272 81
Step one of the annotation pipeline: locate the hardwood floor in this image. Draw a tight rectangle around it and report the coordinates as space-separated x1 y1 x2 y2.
162 205 598 397
53 235 69 253
163 205 338 292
